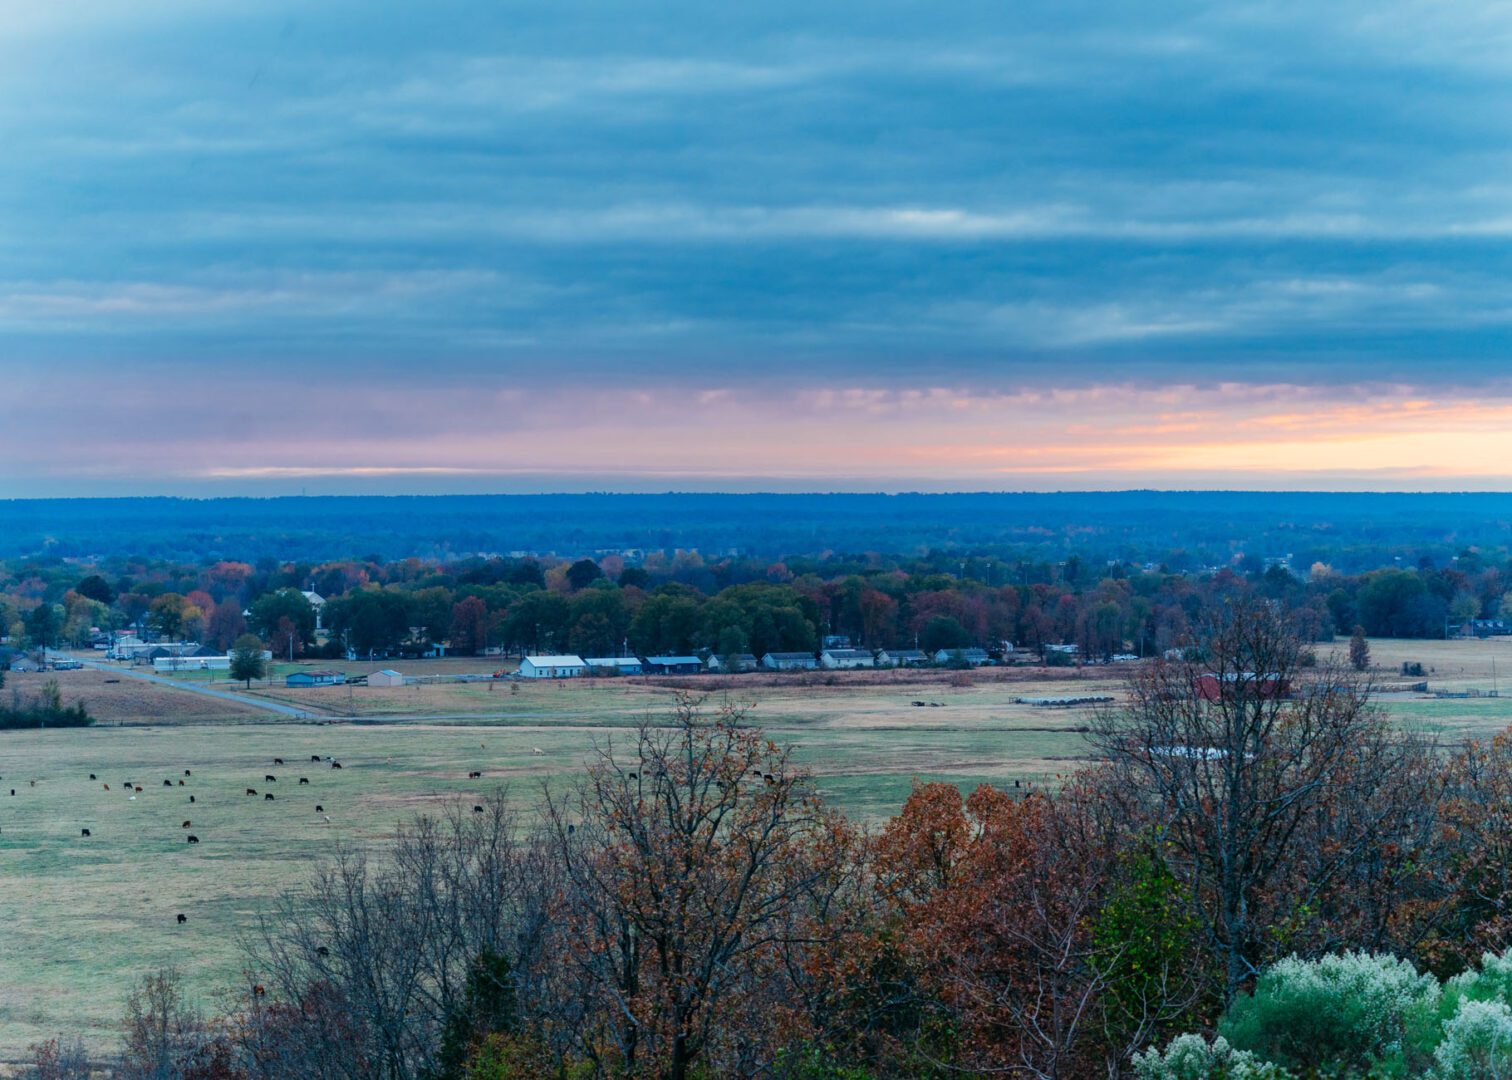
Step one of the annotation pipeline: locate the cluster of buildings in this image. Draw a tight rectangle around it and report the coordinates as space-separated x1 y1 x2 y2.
516 646 992 679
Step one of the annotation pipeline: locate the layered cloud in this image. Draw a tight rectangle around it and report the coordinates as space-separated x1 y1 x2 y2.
7 1 1512 491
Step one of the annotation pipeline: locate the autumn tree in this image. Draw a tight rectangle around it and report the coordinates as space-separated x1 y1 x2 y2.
1091 600 1426 1003
450 596 490 656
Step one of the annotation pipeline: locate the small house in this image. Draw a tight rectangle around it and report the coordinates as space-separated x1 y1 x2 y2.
878 649 927 667
369 669 407 688
705 652 758 672
821 648 875 669
762 651 818 671
934 647 990 666
286 669 347 688
641 655 703 675
519 655 587 679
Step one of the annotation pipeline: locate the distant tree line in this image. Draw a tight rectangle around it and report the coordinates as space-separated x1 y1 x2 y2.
4 542 1509 662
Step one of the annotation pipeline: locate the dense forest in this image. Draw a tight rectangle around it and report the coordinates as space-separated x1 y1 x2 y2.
37 606 1512 1079
2 532 1508 664
8 492 1512 570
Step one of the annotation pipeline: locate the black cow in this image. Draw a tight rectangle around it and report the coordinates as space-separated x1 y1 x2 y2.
187 835 199 843
182 820 192 828
265 775 277 782
163 780 172 787
311 755 322 762
331 762 342 769
265 793 275 801
246 788 257 796
89 773 97 780
81 828 91 837
298 777 309 784
469 771 482 779
184 769 191 776
315 805 324 812
188 795 196 803
473 805 485 813
274 757 284 765
177 913 187 925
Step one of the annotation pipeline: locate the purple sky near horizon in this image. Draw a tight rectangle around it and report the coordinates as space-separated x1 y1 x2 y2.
9 2 1512 495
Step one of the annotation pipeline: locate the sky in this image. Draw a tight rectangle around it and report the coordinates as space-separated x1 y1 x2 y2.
6 1 1512 495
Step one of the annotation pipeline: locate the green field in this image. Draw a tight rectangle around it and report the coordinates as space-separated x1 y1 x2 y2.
4 641 1512 1061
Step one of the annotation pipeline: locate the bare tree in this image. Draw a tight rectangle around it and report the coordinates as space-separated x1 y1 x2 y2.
243 794 530 1080
541 693 850 1080
1091 600 1424 1003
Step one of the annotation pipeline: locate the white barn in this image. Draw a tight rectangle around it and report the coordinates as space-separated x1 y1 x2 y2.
369 669 407 687
520 655 587 679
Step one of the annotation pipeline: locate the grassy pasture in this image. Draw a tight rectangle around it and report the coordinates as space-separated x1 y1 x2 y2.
7 641 1512 1061
0 669 1108 1060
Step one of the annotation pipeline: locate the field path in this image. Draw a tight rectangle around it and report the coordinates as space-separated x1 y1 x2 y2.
78 660 320 720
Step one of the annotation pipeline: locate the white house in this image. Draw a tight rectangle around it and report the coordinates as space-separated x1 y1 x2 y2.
705 652 758 672
762 651 818 671
520 655 587 679
369 669 407 687
821 648 875 669
878 648 927 667
934 647 990 666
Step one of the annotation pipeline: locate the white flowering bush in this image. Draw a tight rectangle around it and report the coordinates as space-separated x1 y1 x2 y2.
1132 1033 1290 1079
1429 998 1512 1079
1218 951 1440 1076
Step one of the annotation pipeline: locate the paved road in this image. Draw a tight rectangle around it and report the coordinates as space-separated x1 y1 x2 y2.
79 660 317 719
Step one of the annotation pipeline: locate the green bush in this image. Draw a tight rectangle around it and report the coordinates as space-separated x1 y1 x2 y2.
1429 999 1512 1079
1219 952 1439 1077
1133 1034 1289 1079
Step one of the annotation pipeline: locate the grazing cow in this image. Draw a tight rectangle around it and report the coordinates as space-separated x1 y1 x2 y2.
274 758 284 765
265 775 277 782
187 835 199 843
188 795 195 803
469 771 482 779
322 814 331 823
331 762 342 769
102 784 109 791
176 914 187 925
246 788 257 796
178 780 185 786
311 755 322 762
182 820 191 828
184 770 191 776
81 828 91 837
298 777 309 785
265 793 275 801
473 805 484 813
163 780 172 787
531 747 544 755
89 773 97 780
134 786 143 793
315 804 324 812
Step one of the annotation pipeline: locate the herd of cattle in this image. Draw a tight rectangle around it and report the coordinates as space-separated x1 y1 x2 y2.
1 752 497 931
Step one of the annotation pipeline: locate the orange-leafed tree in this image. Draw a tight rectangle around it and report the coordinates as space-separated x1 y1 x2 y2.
873 781 1116 1078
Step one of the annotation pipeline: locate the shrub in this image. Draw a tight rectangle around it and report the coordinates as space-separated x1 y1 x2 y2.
1429 999 1512 1079
1219 952 1439 1076
1133 1034 1289 1079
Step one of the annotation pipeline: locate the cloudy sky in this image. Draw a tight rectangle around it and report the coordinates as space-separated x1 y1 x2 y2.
6 0 1512 495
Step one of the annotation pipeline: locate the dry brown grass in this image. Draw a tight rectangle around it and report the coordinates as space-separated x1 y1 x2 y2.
6 669 269 724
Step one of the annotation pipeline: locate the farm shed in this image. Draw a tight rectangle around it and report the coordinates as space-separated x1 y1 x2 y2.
519 655 587 679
